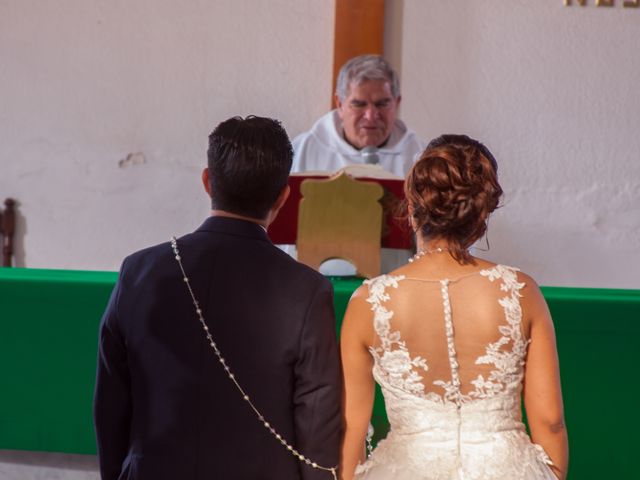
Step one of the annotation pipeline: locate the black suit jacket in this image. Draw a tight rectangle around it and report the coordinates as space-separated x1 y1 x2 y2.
94 217 342 480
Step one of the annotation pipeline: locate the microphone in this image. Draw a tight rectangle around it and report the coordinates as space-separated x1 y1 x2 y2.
361 145 380 165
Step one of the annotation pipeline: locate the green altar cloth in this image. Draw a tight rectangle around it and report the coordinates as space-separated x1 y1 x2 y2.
1 268 639 479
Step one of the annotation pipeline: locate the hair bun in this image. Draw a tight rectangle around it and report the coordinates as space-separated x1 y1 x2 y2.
404 136 503 263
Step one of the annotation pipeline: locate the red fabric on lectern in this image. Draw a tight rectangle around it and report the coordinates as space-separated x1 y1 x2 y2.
267 175 412 249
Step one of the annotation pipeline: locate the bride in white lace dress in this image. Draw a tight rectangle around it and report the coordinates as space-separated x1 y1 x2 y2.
340 135 568 480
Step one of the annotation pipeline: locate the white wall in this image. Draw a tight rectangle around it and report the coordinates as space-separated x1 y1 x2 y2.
0 0 335 271
1 2 336 477
388 0 640 288
0 0 637 477
1 0 638 289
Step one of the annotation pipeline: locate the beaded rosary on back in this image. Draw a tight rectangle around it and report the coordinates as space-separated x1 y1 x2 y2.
170 237 338 479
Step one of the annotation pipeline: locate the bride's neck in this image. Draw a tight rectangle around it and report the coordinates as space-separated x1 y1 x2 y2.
416 237 451 254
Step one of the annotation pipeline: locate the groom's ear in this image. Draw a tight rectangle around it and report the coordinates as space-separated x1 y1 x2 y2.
265 184 290 227
202 168 212 198
274 184 290 211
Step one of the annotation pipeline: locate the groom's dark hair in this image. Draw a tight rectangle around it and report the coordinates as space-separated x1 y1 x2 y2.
207 115 293 219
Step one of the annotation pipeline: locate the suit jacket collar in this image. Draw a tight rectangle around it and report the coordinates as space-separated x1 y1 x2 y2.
195 215 270 242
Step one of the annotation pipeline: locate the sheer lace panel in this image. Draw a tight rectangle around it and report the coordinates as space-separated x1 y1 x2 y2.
365 265 529 405
357 266 557 479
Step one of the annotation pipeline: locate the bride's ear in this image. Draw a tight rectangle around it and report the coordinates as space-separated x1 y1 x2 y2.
407 204 417 231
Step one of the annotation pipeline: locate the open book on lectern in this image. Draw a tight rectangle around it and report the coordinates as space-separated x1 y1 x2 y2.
267 165 412 250
296 164 401 180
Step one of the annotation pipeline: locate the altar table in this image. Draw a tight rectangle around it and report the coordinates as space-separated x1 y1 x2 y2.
0 268 638 479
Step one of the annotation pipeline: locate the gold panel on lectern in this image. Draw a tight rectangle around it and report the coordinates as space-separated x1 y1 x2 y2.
297 171 384 278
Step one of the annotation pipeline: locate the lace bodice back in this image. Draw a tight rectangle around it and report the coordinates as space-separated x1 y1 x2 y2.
366 265 528 408
356 265 558 479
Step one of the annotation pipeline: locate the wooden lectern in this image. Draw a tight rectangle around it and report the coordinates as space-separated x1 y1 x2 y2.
297 171 384 278
268 166 410 278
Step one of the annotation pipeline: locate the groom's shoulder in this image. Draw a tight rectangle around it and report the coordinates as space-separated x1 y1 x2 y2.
121 229 209 270
121 240 173 270
114 240 182 289
269 245 332 290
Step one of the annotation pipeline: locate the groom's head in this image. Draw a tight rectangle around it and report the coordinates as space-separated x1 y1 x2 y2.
204 116 293 220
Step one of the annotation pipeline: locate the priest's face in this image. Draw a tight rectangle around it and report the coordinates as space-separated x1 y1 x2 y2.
336 79 400 150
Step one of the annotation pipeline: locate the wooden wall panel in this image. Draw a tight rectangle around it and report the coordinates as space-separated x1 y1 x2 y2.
332 0 385 106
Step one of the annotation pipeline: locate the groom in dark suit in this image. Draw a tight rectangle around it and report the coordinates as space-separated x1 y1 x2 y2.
94 116 342 479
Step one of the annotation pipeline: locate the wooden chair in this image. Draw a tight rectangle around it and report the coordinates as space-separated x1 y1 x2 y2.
0 198 16 267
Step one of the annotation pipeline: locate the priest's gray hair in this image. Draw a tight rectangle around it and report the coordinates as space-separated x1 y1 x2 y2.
335 55 400 101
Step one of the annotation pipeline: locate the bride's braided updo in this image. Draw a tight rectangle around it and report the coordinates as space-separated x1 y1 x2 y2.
405 134 503 264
